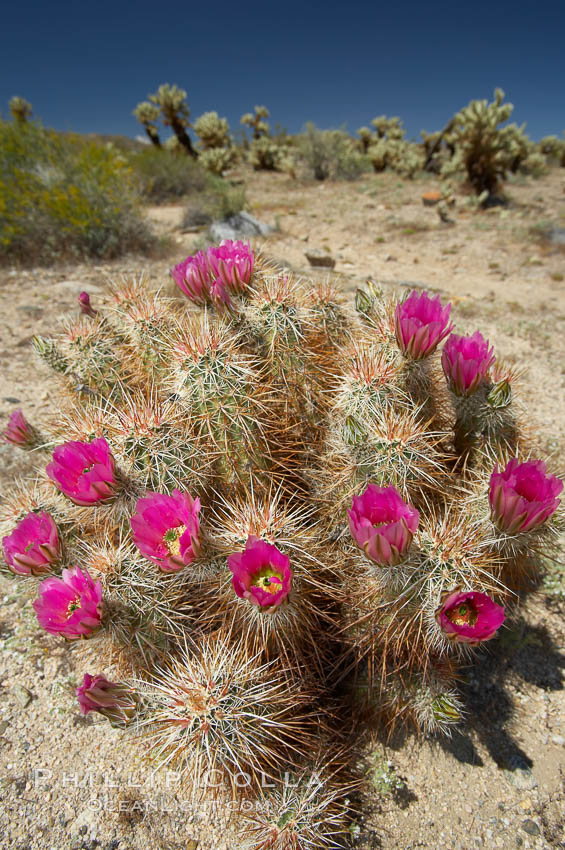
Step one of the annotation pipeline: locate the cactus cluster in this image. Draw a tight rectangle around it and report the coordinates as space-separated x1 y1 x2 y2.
2 246 563 846
440 88 536 199
357 116 424 178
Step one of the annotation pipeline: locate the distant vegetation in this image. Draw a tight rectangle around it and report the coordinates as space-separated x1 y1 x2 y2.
1 86 564 266
0 119 156 265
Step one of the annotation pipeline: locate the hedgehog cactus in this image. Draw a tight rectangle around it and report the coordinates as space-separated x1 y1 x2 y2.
2 244 562 847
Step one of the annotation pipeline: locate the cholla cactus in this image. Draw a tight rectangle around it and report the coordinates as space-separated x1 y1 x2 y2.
248 136 289 171
364 116 424 178
2 246 561 840
442 88 534 199
241 105 271 140
199 147 237 175
194 110 231 150
133 101 162 148
370 115 405 140
148 83 198 158
9 96 32 123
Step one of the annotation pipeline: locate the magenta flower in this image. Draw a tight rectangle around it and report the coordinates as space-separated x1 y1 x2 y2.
46 437 118 506
130 489 201 573
394 290 453 359
228 536 293 610
76 673 137 726
78 291 97 317
170 250 212 304
207 240 253 295
2 511 60 576
3 408 38 448
489 458 563 534
435 589 505 644
209 278 234 313
348 484 419 566
441 331 495 396
33 565 103 639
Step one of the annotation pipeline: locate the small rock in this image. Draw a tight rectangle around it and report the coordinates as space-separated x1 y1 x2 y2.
551 734 564 746
503 765 537 790
0 720 10 735
546 226 565 245
209 211 272 241
521 820 540 836
186 841 199 850
12 684 33 708
305 250 336 269
3 397 21 404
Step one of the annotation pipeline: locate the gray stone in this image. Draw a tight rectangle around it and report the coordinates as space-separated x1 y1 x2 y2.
521 819 540 836
0 721 10 735
547 226 565 245
209 211 273 241
12 684 33 708
503 766 537 790
305 249 336 269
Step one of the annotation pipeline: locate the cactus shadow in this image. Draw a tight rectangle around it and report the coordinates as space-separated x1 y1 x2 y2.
439 602 564 770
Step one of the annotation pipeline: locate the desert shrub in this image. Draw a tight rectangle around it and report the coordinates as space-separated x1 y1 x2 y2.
130 147 209 201
296 123 370 181
181 175 247 229
0 120 155 265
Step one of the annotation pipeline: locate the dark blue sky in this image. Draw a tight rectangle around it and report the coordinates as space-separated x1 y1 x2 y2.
2 0 564 142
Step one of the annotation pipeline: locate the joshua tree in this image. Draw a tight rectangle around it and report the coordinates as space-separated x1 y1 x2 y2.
133 101 162 148
241 105 270 140
149 84 198 158
9 96 32 124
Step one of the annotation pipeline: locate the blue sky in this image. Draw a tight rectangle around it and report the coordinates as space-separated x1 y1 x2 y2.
2 0 564 142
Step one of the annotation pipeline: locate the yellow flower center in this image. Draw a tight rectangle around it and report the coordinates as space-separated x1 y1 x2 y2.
163 525 187 557
250 566 283 595
447 602 478 627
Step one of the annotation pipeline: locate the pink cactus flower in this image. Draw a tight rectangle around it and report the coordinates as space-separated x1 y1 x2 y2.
435 589 505 644
207 240 253 295
76 673 137 726
394 290 453 359
209 278 234 313
3 408 38 448
228 536 293 610
348 484 419 566
46 437 118 506
130 489 201 573
170 251 212 304
441 331 495 396
78 291 97 317
2 510 60 576
489 458 563 534
33 565 103 639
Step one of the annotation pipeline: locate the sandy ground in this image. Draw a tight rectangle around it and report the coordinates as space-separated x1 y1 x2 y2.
0 167 564 849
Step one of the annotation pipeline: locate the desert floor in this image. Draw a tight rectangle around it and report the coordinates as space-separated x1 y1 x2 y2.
0 167 564 849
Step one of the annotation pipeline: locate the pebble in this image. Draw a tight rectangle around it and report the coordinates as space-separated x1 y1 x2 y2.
305 249 336 269
521 820 541 836
12 684 33 708
550 734 564 746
